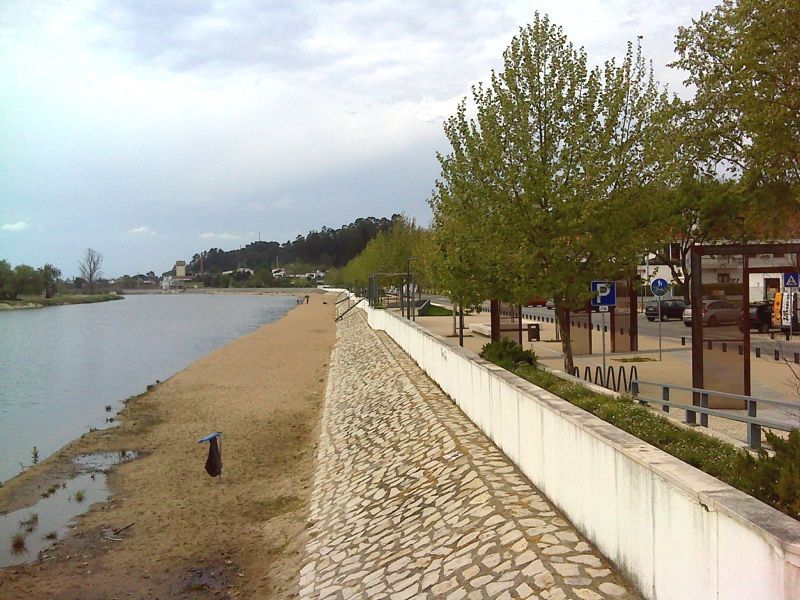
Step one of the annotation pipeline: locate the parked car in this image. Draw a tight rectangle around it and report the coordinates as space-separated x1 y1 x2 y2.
645 299 686 321
682 300 740 327
526 295 548 307
738 302 773 333
545 299 555 310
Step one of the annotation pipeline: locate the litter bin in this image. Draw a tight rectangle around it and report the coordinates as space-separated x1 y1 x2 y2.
527 323 540 342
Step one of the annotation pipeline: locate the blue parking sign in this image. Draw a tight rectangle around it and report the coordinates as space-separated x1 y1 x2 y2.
591 281 616 307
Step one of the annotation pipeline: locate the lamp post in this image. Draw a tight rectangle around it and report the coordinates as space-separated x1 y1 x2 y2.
407 257 417 320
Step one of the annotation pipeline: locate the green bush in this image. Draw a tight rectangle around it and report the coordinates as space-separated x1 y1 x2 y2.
480 339 537 371
482 345 800 521
734 429 800 520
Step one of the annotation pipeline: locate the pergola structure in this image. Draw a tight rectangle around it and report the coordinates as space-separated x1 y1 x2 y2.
690 242 800 408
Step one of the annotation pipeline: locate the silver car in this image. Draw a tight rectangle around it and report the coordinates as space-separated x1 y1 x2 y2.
682 300 740 327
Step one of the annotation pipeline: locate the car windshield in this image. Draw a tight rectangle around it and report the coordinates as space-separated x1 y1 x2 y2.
646 302 658 308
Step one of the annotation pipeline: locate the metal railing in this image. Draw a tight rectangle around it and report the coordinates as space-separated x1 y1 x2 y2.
631 379 798 449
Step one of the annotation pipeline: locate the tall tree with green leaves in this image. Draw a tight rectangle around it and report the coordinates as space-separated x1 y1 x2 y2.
673 0 799 193
432 14 674 372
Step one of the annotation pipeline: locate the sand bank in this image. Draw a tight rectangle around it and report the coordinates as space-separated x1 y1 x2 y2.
0 291 335 599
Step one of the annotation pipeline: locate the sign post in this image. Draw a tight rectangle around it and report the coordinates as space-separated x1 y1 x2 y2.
591 281 617 383
651 278 669 361
784 273 798 342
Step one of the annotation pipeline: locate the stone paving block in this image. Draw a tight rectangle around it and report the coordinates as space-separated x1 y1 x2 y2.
298 312 639 599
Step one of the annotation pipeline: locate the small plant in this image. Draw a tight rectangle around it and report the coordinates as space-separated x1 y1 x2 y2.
480 339 537 370
31 446 39 465
43 531 58 541
11 532 27 554
19 513 39 533
74 489 86 503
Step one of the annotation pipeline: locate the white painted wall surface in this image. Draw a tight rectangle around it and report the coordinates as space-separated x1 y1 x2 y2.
361 302 800 600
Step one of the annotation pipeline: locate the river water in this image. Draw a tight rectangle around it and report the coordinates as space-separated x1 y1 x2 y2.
0 293 296 483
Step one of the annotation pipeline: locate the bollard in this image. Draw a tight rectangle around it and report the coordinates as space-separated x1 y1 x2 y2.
756 347 761 358
722 342 727 352
775 350 780 361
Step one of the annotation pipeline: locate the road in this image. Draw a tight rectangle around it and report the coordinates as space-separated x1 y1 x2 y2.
421 294 800 359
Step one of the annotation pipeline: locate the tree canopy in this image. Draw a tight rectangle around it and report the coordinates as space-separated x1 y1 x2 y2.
430 13 674 371
674 0 800 191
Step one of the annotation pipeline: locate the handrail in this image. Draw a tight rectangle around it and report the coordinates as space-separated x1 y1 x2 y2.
631 378 798 449
336 297 365 322
632 379 797 409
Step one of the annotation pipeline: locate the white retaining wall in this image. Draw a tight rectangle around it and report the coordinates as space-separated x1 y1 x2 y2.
363 304 800 600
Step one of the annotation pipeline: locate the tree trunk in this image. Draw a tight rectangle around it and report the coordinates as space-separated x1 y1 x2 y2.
555 305 575 374
490 300 500 342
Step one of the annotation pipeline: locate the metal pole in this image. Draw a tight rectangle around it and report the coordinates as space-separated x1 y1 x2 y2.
601 310 607 377
407 259 411 320
459 300 464 347
658 298 663 361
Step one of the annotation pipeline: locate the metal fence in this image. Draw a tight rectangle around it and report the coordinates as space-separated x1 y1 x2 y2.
631 379 798 449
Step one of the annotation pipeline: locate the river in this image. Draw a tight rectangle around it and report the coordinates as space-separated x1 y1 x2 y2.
0 293 297 483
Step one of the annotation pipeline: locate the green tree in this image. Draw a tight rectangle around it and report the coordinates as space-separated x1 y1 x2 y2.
673 0 800 191
40 263 61 298
0 260 15 300
647 176 752 301
431 14 674 372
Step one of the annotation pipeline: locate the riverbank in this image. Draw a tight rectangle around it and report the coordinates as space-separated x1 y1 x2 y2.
0 291 335 598
0 293 123 310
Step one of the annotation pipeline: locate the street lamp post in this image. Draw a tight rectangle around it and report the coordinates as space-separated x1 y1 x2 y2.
407 257 417 320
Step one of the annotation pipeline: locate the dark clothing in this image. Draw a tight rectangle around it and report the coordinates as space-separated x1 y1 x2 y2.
205 437 222 477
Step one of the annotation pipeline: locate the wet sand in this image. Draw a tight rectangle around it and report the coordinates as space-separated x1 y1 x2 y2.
0 292 335 599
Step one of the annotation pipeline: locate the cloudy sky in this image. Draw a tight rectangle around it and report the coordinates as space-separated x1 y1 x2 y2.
1 0 718 276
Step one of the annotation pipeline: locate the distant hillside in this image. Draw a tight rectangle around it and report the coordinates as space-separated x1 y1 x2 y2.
181 215 401 275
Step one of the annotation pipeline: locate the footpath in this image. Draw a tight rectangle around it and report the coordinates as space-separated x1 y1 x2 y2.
299 311 637 599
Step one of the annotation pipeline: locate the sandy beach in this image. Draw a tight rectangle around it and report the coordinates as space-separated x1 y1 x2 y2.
0 292 335 599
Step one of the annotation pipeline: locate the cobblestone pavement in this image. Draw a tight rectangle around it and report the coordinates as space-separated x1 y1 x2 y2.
299 312 638 599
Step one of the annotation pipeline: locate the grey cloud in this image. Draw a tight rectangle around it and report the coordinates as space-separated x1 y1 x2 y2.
91 0 518 102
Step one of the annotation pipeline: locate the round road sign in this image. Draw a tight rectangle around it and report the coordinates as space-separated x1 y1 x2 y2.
651 278 669 297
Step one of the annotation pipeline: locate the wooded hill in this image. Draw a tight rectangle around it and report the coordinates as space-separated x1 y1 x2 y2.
183 215 401 275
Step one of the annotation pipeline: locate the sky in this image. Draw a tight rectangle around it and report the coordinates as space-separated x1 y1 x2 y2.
0 0 719 277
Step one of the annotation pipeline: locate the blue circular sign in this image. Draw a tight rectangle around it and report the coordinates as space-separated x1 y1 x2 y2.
651 278 669 296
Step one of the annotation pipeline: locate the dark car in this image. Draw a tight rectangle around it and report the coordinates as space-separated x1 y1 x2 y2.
739 302 773 333
645 299 687 321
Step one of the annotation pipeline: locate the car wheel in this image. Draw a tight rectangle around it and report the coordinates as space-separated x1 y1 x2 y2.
707 316 718 327
759 322 770 334
647 317 655 322
661 313 669 321
684 322 692 327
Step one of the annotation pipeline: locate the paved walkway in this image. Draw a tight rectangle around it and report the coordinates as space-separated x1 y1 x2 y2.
299 312 637 599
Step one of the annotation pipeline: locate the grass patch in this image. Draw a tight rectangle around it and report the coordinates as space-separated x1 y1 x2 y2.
481 342 800 521
2 293 123 308
418 304 453 316
73 489 85 503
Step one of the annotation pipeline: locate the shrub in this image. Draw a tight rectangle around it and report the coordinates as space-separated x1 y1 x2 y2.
734 429 800 520
480 339 537 371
